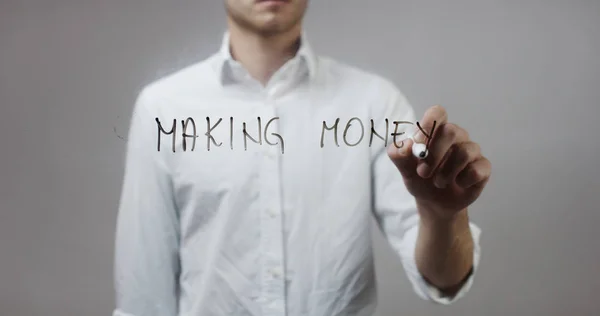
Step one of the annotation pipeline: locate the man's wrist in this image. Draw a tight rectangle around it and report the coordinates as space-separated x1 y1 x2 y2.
417 201 472 249
416 199 469 229
415 200 474 290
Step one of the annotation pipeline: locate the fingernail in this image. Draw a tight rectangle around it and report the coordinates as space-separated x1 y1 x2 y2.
395 141 407 153
417 163 430 178
396 146 405 156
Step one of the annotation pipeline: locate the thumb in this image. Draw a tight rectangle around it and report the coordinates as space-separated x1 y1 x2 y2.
387 138 418 179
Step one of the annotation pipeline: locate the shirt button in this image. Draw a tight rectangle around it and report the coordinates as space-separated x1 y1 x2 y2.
265 150 276 159
270 267 282 278
268 208 279 218
253 296 265 304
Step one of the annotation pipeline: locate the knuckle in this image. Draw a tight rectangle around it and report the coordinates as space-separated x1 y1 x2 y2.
457 145 471 162
444 123 458 140
467 142 481 158
427 104 446 121
462 128 470 140
470 165 485 180
432 104 445 113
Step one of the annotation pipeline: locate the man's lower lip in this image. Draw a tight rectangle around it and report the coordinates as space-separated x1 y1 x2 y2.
257 0 287 4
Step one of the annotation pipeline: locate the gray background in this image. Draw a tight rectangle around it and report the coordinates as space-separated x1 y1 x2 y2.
1 0 599 315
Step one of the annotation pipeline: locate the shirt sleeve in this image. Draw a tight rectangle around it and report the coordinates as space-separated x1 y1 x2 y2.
370 84 482 304
113 88 180 316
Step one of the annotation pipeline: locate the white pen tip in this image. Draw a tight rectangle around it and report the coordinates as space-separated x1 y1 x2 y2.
412 143 428 159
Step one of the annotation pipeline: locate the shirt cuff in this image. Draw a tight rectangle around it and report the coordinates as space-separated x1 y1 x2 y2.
399 222 482 305
113 309 136 316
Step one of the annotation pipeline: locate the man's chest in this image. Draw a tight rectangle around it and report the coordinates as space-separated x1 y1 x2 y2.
154 93 384 231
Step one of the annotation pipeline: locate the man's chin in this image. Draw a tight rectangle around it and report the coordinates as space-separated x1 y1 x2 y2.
252 20 290 36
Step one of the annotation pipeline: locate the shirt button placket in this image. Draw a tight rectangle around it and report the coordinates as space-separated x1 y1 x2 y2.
259 87 286 315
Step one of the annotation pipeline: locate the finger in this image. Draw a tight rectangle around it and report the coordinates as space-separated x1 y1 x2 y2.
413 105 448 143
456 157 492 189
433 142 481 188
387 138 418 179
417 123 469 179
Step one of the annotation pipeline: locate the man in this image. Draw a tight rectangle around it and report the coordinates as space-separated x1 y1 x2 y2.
113 0 491 315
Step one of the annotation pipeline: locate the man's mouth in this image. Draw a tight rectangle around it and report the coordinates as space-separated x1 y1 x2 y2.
256 0 289 4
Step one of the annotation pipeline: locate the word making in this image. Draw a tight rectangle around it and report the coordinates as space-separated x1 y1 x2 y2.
154 117 436 155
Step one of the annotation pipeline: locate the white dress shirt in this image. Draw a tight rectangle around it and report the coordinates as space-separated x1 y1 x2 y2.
113 32 482 316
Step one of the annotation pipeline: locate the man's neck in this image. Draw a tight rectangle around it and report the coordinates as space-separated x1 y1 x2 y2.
227 23 302 86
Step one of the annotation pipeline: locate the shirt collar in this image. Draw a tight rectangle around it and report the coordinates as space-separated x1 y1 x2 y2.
213 31 318 85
